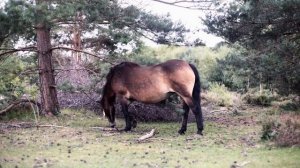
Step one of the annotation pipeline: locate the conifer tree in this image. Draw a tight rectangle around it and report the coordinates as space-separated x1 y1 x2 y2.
0 0 189 115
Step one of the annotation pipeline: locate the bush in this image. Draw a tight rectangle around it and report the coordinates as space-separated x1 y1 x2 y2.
260 114 300 147
206 83 233 107
280 102 299 111
276 115 300 147
278 95 300 112
261 116 281 140
243 89 275 106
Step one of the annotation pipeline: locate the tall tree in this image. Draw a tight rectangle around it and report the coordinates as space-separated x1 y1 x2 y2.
35 0 60 115
203 0 300 94
0 0 189 115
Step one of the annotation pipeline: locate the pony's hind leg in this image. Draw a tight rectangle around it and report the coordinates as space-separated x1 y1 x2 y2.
192 101 203 135
178 102 189 134
181 97 203 135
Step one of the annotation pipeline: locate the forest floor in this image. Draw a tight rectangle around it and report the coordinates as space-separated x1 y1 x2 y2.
0 106 299 168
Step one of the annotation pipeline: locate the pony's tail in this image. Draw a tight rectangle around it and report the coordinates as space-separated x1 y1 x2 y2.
189 64 201 105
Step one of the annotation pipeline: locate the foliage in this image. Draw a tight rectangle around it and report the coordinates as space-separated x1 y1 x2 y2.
0 108 34 121
57 80 75 93
260 114 300 147
243 89 276 106
1 0 191 115
276 115 300 147
204 0 300 95
206 83 233 107
260 116 280 141
0 55 38 109
1 0 189 53
280 102 300 112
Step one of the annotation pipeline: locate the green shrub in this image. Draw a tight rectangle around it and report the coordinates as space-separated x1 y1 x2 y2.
0 109 35 121
279 96 300 112
260 114 300 147
261 116 280 140
243 89 275 106
280 102 299 111
206 83 233 107
58 81 75 92
276 115 300 147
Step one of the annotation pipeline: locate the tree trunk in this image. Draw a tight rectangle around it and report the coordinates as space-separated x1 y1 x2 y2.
72 11 83 64
36 24 60 115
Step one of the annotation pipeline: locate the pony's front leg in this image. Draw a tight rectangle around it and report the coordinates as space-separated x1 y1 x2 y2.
120 99 131 131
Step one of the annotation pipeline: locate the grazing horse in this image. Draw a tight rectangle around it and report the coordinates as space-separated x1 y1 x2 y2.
100 59 203 135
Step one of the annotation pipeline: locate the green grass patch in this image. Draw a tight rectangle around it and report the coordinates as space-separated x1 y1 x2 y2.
1 108 300 168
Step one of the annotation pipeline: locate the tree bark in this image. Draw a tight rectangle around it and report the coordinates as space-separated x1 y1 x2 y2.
36 23 60 115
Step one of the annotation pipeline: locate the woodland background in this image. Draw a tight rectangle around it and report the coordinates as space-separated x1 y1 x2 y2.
0 0 300 167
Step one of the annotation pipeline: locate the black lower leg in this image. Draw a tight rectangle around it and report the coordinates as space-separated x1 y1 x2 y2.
178 103 189 135
192 103 203 135
121 103 131 131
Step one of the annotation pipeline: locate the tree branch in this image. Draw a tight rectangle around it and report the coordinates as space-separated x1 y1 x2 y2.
0 99 41 115
137 129 156 142
151 0 215 10
51 46 116 65
0 46 37 57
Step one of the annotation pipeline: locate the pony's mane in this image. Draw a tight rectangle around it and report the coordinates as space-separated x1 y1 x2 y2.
102 62 139 97
114 61 140 68
102 67 115 98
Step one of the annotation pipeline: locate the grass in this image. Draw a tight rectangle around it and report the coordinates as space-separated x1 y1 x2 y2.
0 108 300 168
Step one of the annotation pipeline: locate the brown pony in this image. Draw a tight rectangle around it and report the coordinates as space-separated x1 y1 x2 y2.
100 59 203 135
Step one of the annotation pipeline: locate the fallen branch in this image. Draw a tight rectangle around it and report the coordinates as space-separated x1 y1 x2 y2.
231 161 251 168
37 125 65 128
90 126 119 131
137 129 156 142
0 123 64 129
210 109 229 113
0 99 41 115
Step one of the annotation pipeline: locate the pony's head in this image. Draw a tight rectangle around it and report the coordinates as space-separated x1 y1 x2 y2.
100 95 116 128
101 66 116 128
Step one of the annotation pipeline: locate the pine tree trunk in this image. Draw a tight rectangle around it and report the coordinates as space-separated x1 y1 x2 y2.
36 24 60 116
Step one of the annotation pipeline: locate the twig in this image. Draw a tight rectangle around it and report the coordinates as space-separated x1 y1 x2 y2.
137 129 156 142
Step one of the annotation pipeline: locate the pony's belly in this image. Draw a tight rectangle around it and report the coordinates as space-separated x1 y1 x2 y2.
130 91 169 104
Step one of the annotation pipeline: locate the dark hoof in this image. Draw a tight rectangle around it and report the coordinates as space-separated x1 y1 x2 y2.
197 130 203 135
123 127 132 132
178 129 186 135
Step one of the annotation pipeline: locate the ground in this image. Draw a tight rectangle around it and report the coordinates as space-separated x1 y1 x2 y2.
0 107 299 168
